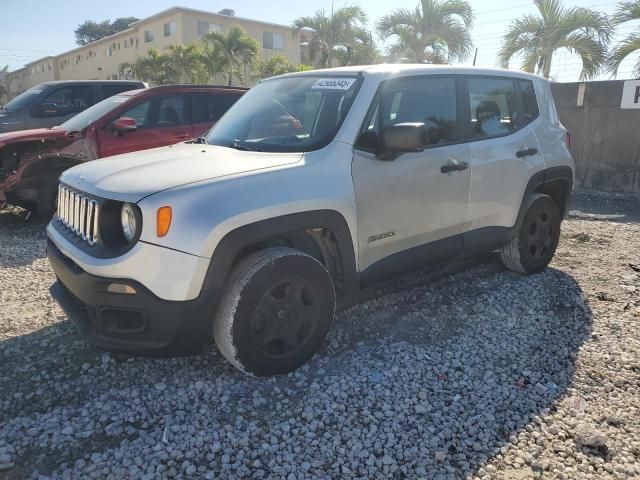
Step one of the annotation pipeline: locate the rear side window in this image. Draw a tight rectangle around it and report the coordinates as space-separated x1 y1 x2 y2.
101 84 138 99
467 78 517 139
191 93 241 124
518 80 539 125
156 95 187 126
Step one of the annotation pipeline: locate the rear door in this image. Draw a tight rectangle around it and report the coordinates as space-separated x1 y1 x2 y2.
465 77 544 232
190 91 242 137
97 93 193 158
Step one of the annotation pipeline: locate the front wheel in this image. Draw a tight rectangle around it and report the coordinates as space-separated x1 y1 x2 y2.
213 247 336 376
499 194 561 274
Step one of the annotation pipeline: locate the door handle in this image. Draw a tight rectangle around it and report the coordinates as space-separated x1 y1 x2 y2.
441 161 469 174
516 148 538 158
174 131 189 139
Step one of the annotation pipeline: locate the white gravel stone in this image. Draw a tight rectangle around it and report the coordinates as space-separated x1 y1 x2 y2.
1 192 639 479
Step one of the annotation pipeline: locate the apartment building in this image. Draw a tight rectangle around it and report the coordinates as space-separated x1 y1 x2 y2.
4 7 302 98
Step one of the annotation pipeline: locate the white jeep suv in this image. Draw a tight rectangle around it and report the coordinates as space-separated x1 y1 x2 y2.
47 65 574 376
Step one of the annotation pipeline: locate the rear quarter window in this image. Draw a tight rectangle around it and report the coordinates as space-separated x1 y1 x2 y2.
518 80 539 125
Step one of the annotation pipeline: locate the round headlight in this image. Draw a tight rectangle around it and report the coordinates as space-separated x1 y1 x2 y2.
120 203 138 243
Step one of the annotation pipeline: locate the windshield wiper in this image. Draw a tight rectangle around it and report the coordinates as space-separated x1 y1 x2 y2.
272 98 302 126
228 140 262 152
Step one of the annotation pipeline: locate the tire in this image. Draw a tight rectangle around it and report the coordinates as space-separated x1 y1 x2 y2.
213 247 336 376
36 177 59 220
499 194 561 274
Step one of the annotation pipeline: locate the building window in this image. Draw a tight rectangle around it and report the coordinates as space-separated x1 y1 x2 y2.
197 21 221 36
164 20 176 37
144 30 154 43
263 32 284 50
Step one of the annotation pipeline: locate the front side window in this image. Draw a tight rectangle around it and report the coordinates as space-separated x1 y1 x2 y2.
40 86 94 114
468 78 517 139
360 76 459 149
119 99 152 128
206 75 361 152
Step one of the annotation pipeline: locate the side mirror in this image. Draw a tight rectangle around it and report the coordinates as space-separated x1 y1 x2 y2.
31 103 62 117
381 123 430 155
112 117 137 135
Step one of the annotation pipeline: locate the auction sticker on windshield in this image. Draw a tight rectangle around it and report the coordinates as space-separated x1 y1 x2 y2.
311 78 356 90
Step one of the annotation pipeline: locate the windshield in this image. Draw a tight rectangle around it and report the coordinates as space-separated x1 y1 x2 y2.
3 85 47 112
206 75 361 152
58 94 130 131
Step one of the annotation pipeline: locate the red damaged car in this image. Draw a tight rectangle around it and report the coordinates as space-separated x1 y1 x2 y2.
0 84 246 217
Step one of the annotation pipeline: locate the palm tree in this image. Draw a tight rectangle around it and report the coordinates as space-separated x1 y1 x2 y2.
203 25 258 86
335 29 381 66
126 49 177 85
253 54 298 81
499 0 613 79
292 6 367 68
377 0 474 64
166 43 207 83
607 1 640 78
237 37 259 86
118 61 140 80
200 43 227 84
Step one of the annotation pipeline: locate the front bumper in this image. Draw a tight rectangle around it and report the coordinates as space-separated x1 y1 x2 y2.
47 239 215 355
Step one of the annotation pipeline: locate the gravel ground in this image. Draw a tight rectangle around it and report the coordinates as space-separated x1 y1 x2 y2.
0 191 639 480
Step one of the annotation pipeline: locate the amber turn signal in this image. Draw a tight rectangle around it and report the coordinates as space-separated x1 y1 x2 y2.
156 206 172 237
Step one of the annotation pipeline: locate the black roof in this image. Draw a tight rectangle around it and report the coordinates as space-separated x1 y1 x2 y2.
39 80 146 86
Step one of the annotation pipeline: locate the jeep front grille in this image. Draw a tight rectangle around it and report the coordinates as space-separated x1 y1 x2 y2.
56 185 99 246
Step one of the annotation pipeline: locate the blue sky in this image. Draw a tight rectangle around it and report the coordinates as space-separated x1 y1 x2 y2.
1 0 638 81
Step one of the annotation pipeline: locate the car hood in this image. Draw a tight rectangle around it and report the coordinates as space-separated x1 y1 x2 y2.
0 127 69 147
60 142 304 203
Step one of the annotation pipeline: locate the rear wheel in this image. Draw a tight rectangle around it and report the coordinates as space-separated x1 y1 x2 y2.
213 247 336 376
500 194 561 274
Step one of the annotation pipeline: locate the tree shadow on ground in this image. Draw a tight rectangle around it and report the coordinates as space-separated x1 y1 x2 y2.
0 257 592 479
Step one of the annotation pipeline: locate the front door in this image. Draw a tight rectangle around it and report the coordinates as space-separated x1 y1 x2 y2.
98 94 193 158
352 76 471 277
